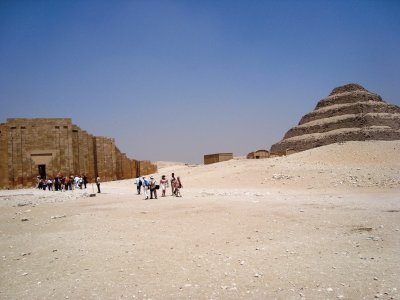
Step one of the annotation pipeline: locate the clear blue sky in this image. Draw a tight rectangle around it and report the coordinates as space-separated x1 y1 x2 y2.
1 0 399 163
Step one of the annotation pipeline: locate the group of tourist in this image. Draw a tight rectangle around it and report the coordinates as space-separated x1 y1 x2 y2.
35 174 89 191
134 172 183 200
35 172 181 198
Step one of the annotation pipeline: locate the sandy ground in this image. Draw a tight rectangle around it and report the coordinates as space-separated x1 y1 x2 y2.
0 141 399 299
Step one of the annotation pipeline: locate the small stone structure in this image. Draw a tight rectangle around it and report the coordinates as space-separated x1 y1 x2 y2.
270 84 400 153
0 118 157 188
247 149 270 159
204 153 233 165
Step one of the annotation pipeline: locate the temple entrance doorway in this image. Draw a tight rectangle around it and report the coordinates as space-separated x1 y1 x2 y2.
38 164 46 179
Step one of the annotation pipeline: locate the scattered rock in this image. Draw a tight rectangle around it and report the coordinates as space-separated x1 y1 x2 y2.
51 215 66 219
272 174 294 180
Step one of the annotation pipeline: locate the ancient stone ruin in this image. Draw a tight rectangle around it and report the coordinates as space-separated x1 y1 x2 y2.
247 149 270 159
270 83 400 154
0 118 157 188
204 153 233 165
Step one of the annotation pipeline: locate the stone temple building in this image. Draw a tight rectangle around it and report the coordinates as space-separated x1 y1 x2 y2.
0 118 157 188
270 84 400 154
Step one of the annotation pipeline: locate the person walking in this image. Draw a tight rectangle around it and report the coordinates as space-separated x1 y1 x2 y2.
174 176 183 197
96 175 101 193
142 176 149 199
160 175 168 197
78 176 83 189
135 177 142 195
83 175 88 189
64 176 70 191
149 176 158 199
170 173 176 196
47 178 53 191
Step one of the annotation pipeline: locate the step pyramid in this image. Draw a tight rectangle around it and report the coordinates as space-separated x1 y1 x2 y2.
270 83 400 154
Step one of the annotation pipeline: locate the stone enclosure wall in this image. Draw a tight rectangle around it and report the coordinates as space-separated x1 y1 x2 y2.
204 153 233 165
0 118 157 188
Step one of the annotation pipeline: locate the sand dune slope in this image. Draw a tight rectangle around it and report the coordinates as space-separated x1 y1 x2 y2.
0 141 399 299
155 140 400 192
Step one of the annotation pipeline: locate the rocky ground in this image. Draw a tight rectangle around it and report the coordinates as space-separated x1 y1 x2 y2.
0 141 399 299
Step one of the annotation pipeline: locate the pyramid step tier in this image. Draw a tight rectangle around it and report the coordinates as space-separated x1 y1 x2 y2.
284 113 400 139
299 101 400 125
271 128 400 153
315 90 383 110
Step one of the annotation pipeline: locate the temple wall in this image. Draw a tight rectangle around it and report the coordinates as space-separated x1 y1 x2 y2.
115 148 123 180
72 126 96 182
6 118 74 187
138 160 157 176
121 153 134 179
0 124 9 188
0 118 156 188
94 137 117 182
115 150 136 179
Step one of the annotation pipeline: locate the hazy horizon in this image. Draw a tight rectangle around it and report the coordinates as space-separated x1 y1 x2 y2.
1 1 399 164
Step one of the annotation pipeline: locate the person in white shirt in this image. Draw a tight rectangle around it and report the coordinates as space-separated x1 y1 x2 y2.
96 175 101 193
142 176 149 199
134 177 142 195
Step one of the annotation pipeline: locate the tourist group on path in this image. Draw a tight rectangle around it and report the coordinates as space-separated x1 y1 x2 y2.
35 174 102 194
35 172 181 199
35 174 89 191
134 172 183 200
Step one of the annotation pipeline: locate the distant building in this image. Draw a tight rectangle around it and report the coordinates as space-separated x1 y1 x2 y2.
0 118 157 188
285 148 296 155
204 153 233 165
247 149 270 159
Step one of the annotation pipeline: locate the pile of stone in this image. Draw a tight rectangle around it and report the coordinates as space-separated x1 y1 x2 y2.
271 83 400 153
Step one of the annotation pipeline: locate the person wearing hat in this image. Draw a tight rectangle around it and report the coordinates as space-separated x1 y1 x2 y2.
149 176 158 199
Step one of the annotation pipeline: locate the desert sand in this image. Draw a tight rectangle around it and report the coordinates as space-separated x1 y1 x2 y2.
0 140 399 299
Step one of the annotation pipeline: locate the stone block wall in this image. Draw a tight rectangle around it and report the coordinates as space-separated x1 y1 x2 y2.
115 148 134 180
138 160 157 176
121 154 134 179
204 153 233 165
72 125 96 181
0 124 8 188
94 136 117 182
0 118 157 188
5 118 74 187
